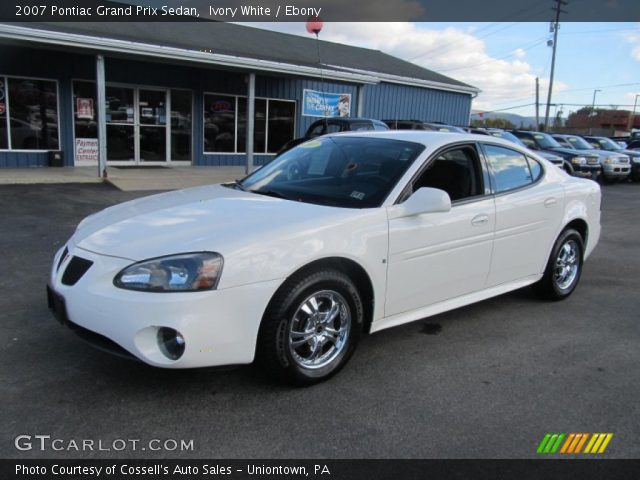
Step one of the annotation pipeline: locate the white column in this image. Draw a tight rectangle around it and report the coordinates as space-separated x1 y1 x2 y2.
245 72 256 175
96 54 107 178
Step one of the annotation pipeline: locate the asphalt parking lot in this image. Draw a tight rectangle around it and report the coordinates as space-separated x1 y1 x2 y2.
1 182 639 459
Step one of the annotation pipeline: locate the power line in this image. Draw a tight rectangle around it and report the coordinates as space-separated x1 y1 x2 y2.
438 37 547 73
408 3 550 63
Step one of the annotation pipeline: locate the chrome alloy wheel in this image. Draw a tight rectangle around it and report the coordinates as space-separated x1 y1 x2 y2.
554 239 579 290
288 290 351 370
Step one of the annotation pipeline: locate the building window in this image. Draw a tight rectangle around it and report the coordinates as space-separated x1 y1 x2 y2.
73 80 97 139
267 100 295 153
0 78 7 149
204 94 236 153
171 89 192 161
0 76 59 150
203 93 295 154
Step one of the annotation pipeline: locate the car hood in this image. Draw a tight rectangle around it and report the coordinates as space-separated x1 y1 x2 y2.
71 184 355 261
548 147 597 158
537 151 563 161
619 149 640 158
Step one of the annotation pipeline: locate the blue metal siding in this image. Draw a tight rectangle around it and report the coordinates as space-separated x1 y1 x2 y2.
362 83 472 127
0 46 472 169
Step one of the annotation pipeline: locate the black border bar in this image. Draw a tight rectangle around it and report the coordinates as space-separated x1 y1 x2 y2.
2 0 639 22
4 459 640 480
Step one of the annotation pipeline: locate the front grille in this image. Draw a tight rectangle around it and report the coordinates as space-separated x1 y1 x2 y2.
61 256 93 286
587 157 599 165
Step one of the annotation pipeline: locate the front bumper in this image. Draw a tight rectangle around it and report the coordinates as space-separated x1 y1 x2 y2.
602 163 631 178
48 244 282 368
572 164 601 178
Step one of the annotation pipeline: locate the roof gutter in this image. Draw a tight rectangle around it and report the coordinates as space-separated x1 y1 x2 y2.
0 24 380 84
325 63 480 95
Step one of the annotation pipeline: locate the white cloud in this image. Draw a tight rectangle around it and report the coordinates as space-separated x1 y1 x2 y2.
241 22 567 113
623 30 640 61
512 48 527 58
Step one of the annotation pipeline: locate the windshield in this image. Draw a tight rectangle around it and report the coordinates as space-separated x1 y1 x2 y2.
490 131 527 147
565 136 595 150
238 136 425 208
593 137 622 151
532 133 562 149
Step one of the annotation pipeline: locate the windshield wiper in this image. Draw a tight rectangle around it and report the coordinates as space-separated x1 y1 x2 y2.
225 179 247 191
252 189 289 200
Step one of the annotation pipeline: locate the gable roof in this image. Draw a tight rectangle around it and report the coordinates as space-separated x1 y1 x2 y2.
0 21 478 94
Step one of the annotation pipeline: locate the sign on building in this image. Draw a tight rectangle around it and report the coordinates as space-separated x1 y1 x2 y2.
302 89 351 118
75 138 99 163
76 98 95 120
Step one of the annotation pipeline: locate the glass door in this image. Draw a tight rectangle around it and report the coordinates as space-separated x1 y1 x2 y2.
105 86 170 164
138 88 168 162
105 86 135 162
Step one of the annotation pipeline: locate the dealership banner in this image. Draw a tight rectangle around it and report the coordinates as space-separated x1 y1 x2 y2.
302 89 351 118
4 459 640 480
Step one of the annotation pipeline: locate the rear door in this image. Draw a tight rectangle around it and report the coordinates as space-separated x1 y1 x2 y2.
481 143 565 286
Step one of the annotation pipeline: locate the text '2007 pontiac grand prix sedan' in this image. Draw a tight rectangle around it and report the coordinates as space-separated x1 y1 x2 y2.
48 131 601 384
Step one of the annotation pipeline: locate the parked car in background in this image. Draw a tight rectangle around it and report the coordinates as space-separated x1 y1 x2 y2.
552 134 627 183
423 122 467 133
47 131 601 384
511 130 601 178
470 128 566 169
384 120 466 133
583 135 640 181
277 117 388 154
383 119 428 130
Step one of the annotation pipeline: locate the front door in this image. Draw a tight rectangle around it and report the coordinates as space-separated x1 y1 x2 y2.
385 144 495 316
106 86 169 164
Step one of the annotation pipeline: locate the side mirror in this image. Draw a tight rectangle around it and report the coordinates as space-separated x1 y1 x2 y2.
389 187 452 219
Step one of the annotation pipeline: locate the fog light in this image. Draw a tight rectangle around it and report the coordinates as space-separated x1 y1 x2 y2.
157 327 185 360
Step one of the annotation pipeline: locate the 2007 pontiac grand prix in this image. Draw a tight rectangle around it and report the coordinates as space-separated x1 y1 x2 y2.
48 131 601 384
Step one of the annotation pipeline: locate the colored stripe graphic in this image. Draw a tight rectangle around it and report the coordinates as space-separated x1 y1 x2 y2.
537 433 564 454
585 433 614 454
538 433 613 454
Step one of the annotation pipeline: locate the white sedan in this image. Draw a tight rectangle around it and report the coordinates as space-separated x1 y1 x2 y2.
48 132 601 384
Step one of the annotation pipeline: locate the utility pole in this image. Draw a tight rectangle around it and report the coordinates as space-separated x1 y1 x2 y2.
627 94 639 132
544 0 568 132
589 89 601 135
535 77 540 131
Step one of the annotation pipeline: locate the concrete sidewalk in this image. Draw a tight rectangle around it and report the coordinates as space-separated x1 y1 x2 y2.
0 165 246 191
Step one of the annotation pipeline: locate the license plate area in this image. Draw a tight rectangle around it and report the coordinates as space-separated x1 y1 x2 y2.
47 285 68 325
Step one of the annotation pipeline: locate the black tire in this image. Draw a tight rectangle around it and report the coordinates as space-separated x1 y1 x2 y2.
563 163 574 176
533 228 584 301
256 269 363 385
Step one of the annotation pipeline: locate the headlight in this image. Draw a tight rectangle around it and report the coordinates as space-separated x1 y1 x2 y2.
633 157 640 163
571 156 586 165
604 157 615 164
114 252 223 292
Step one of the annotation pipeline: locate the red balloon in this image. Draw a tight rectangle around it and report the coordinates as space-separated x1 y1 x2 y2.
306 17 323 35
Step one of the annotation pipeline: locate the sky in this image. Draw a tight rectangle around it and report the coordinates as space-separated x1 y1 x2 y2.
239 22 640 120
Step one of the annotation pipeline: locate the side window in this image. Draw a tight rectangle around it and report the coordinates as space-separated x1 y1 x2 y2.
308 123 326 137
527 157 543 182
413 146 482 202
484 144 535 193
519 136 536 149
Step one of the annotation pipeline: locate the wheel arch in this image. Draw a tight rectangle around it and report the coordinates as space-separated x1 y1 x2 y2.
262 257 376 335
564 218 589 249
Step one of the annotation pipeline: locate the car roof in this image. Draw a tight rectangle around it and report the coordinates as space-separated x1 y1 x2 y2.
323 129 527 150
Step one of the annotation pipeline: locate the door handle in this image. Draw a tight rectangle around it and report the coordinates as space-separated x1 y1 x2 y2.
544 197 557 207
471 214 489 226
